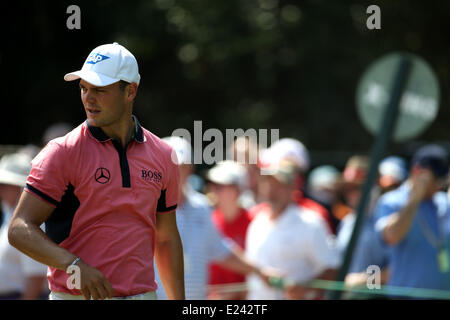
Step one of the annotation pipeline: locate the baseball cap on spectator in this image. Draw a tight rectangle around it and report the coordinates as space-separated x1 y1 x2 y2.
258 138 310 173
207 160 248 190
308 165 340 192
411 144 449 179
336 155 370 187
270 159 302 185
64 42 141 87
0 153 32 187
378 156 408 183
162 136 192 165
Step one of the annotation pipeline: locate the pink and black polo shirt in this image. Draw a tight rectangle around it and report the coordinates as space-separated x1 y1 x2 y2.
25 116 179 297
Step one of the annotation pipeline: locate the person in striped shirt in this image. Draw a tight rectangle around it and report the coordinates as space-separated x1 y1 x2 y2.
155 137 277 299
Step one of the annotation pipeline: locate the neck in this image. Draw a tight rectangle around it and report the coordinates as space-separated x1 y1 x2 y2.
217 203 240 222
102 114 134 147
268 201 290 220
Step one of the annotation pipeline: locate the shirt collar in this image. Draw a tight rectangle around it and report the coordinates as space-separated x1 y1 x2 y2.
86 115 144 143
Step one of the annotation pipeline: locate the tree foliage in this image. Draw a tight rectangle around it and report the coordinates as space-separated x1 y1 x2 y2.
1 0 448 163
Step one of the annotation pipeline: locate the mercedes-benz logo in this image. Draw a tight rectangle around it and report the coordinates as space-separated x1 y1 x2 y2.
95 167 111 184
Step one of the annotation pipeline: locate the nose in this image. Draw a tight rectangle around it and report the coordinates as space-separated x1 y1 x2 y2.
82 88 96 105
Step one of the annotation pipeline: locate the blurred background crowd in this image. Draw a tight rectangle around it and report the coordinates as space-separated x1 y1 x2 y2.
1 127 449 299
1 0 450 299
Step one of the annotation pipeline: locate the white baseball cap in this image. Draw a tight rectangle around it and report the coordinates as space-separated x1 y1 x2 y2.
0 153 32 187
308 165 340 191
378 156 408 182
64 42 141 87
259 138 310 173
162 136 193 165
207 160 248 190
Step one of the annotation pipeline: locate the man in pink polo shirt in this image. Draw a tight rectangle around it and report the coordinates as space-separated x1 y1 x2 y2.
8 43 185 300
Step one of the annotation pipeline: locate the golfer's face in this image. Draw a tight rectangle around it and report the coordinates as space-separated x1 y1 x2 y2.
79 80 127 128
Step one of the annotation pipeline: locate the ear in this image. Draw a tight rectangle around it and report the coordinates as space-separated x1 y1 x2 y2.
126 83 138 102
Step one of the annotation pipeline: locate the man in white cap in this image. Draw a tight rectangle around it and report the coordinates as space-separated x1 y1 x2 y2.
154 137 276 300
8 43 185 300
0 153 48 299
246 158 340 299
257 138 335 233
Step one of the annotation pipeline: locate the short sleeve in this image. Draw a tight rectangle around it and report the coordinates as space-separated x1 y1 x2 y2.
25 141 71 207
373 197 401 246
156 147 180 213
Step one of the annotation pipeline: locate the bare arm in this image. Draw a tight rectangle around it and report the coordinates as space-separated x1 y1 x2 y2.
217 244 280 285
154 211 185 300
8 191 114 300
8 191 76 270
218 245 259 275
381 199 421 245
382 170 434 245
285 268 336 300
345 268 390 288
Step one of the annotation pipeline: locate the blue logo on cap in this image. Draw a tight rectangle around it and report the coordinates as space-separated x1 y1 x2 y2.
86 53 110 64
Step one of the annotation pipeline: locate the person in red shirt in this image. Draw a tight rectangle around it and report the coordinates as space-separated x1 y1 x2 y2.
205 160 252 299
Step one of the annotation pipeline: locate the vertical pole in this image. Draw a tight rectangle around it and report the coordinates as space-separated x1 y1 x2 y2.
330 55 412 300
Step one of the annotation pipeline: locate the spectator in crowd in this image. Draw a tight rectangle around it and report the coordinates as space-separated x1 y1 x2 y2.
339 155 408 293
378 156 408 194
206 160 253 299
0 145 40 230
257 138 335 234
335 155 371 220
307 165 341 232
228 136 261 210
154 136 276 300
0 152 48 299
246 157 340 300
374 144 450 296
